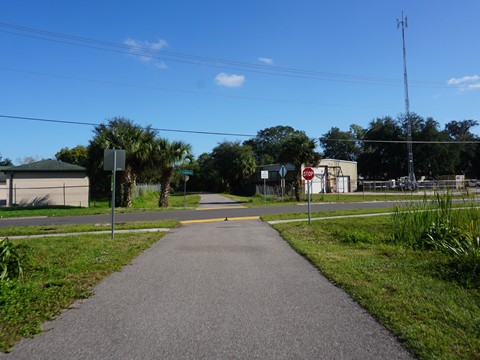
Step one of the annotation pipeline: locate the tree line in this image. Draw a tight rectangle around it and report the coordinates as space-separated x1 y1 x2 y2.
15 113 477 207
319 114 479 180
55 121 321 203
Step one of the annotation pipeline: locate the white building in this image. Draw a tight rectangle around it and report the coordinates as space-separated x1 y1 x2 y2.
302 159 358 194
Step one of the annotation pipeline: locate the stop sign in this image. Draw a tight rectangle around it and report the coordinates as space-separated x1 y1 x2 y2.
302 167 315 180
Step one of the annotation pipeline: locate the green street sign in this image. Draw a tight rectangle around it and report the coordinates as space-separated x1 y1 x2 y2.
179 169 193 176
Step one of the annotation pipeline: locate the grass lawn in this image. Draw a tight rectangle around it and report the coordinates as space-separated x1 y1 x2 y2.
224 192 474 207
0 193 201 219
0 220 178 237
261 207 394 222
271 216 480 359
0 231 169 353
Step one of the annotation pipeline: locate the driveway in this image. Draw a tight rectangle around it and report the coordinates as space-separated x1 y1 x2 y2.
2 220 413 359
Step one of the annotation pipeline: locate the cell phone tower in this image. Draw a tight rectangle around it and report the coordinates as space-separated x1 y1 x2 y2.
397 11 416 189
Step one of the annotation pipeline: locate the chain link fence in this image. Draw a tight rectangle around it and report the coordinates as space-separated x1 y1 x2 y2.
5 184 90 207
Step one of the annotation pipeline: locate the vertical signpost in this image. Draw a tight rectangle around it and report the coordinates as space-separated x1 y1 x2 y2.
104 149 126 239
302 167 315 225
179 169 193 209
261 170 269 204
279 165 287 201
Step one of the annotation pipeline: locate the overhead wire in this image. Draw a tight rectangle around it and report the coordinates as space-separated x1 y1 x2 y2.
0 114 256 137
0 22 450 88
322 138 480 144
2 114 478 144
0 66 394 109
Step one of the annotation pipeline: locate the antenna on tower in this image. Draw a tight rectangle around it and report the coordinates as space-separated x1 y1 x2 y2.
397 11 416 190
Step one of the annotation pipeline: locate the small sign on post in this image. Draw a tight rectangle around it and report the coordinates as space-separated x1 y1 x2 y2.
279 165 287 201
104 149 126 238
303 167 315 224
179 169 193 208
261 170 269 204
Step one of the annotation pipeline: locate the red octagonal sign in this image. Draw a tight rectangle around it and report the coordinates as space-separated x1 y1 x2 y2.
302 167 315 180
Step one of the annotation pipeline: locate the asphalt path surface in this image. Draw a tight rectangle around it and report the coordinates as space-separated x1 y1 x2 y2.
1 220 414 359
0 200 400 228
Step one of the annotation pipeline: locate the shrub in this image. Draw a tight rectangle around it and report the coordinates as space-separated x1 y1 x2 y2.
0 238 23 281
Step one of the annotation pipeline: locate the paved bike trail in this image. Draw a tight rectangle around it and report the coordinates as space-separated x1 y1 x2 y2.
2 220 414 359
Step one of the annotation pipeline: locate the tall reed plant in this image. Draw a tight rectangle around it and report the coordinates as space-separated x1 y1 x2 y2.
392 191 454 249
392 191 480 286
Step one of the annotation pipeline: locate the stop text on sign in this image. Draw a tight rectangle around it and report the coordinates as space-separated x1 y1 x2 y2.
302 167 315 180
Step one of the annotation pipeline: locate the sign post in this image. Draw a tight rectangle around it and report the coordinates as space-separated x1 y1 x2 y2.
104 149 126 238
261 170 269 204
302 167 315 225
279 165 287 201
179 169 193 209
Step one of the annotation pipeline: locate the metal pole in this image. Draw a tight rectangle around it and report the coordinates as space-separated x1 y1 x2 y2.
111 151 116 239
264 179 266 204
308 180 311 224
183 177 187 209
398 12 416 188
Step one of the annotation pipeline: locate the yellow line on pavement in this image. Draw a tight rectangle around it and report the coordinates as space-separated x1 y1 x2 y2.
180 216 260 225
196 206 247 210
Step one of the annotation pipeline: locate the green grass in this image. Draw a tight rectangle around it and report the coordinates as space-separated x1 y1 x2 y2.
0 220 179 237
132 190 200 209
261 207 394 222
0 231 167 352
223 192 470 207
0 193 201 219
272 216 480 359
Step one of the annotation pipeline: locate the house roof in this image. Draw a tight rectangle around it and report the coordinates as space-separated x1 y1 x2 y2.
2 160 86 173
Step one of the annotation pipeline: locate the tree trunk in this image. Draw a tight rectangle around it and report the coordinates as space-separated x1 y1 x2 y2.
294 175 302 201
121 166 135 207
159 168 173 208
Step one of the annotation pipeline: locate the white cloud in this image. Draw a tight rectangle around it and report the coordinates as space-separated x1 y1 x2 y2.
124 38 168 69
154 62 168 69
447 75 480 90
215 72 245 88
258 57 273 65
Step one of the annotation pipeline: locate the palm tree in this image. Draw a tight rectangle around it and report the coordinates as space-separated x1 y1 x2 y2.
279 132 321 201
90 117 157 207
155 138 192 207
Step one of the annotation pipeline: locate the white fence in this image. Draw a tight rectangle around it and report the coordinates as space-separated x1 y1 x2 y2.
134 184 161 197
362 180 473 192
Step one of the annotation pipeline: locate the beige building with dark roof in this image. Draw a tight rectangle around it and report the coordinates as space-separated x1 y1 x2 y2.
1 160 89 207
0 167 8 206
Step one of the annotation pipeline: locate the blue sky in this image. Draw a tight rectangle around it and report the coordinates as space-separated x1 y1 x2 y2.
1 1 479 164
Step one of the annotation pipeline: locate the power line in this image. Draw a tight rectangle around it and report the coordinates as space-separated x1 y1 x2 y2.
3 114 479 144
322 138 480 144
0 22 450 88
0 66 394 110
0 114 256 137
